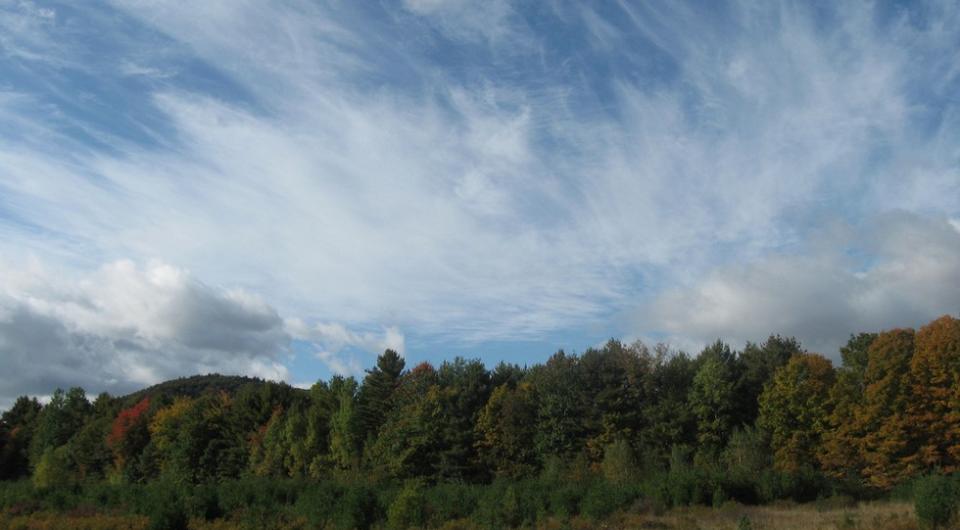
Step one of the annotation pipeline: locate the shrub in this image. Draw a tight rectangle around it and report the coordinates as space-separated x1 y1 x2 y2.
580 480 623 520
334 484 380 530
425 482 479 525
147 494 188 530
294 482 339 528
546 482 583 518
914 474 959 529
388 481 427 529
183 483 221 521
602 439 639 486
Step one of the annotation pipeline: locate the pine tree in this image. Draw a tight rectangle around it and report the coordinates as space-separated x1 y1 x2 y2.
358 349 405 442
690 342 738 449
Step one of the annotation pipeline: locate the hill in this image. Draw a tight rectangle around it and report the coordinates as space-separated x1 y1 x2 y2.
120 373 303 405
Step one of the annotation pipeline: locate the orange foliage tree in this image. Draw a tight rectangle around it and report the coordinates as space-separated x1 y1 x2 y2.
857 329 915 489
907 315 960 473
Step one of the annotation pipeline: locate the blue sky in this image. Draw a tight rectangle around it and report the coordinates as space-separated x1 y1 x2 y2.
1 0 959 406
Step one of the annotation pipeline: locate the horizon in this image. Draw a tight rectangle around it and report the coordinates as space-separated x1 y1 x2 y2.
2 1 959 409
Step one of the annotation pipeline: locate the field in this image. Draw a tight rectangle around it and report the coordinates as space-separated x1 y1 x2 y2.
0 501 918 530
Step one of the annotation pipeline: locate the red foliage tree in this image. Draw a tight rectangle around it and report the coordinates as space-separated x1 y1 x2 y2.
107 397 151 473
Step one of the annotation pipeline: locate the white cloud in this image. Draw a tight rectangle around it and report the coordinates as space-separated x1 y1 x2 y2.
640 214 960 358
286 319 405 376
401 0 523 45
0 0 958 395
0 258 290 400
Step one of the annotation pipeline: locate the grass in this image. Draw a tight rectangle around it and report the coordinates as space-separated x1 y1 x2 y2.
0 501 917 530
607 501 917 530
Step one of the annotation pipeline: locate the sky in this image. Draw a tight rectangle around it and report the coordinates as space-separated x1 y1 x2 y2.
1 0 959 409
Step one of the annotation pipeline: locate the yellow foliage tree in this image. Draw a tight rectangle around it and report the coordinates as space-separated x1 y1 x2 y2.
148 397 194 455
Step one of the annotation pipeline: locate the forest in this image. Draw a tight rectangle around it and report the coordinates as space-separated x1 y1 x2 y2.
1 315 959 529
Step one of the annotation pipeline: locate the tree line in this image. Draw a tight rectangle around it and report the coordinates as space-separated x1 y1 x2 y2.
1 315 959 508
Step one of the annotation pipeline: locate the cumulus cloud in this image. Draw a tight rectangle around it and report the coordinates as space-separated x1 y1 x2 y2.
0 259 289 404
640 213 960 358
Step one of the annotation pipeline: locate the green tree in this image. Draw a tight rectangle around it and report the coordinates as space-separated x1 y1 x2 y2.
737 335 802 424
758 353 835 473
367 363 441 479
475 382 538 478
641 348 697 467
434 357 491 480
29 387 91 468
329 376 361 472
67 415 113 480
531 351 586 460
162 393 246 483
359 349 406 442
579 340 651 460
601 437 640 485
689 341 738 449
0 396 41 479
32 446 72 488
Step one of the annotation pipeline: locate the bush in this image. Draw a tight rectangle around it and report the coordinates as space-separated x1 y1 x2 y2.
183 483 221 521
335 484 381 530
474 481 536 528
602 439 639 486
580 480 623 520
146 489 188 530
425 482 480 525
295 482 339 528
914 474 959 529
546 482 583 518
143 481 189 530
388 481 427 529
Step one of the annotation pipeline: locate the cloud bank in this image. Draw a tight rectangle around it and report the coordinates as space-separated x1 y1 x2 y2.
641 213 960 355
0 259 289 407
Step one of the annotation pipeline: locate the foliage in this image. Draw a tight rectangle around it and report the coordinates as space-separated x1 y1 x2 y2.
475 382 538 478
107 397 151 479
3 316 960 527
387 480 427 530
758 353 835 473
913 474 959 529
689 342 738 448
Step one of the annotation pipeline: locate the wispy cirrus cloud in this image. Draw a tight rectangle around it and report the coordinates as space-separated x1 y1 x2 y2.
0 1 958 405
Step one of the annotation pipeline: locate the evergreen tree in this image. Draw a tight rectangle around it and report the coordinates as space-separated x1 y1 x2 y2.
358 349 405 442
0 396 41 479
530 351 586 459
737 335 801 424
690 341 739 449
